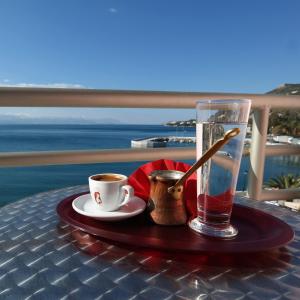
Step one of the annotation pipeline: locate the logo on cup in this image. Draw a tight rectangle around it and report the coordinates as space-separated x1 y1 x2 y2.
94 192 102 204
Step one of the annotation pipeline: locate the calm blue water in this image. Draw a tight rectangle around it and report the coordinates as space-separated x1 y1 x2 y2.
0 124 299 206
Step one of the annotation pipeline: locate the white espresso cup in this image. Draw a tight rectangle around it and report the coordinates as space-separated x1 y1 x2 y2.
88 173 134 211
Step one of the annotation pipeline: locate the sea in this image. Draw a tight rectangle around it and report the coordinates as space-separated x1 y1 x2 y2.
0 124 299 207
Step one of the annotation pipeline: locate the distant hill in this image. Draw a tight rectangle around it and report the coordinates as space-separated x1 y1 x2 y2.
266 83 300 95
267 83 300 137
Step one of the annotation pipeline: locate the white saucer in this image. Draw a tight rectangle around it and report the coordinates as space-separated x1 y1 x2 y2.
72 193 146 221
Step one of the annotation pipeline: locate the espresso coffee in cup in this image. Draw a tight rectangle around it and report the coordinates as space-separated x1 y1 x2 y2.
88 173 134 211
90 174 124 182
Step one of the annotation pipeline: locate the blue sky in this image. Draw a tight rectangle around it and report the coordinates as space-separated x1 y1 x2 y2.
0 0 299 124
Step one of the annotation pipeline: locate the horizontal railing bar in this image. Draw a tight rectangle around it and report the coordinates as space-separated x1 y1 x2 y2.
260 188 300 201
0 145 297 168
243 145 299 156
264 144 300 156
0 148 196 168
0 87 300 109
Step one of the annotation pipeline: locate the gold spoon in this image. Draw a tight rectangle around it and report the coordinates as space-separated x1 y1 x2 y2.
168 127 240 194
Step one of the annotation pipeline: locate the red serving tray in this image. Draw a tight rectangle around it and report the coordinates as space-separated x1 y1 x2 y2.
57 192 294 253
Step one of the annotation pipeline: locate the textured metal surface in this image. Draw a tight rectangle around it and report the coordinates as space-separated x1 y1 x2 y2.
0 185 299 299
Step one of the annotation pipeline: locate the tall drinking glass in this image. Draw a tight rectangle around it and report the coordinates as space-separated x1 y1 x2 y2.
189 99 251 238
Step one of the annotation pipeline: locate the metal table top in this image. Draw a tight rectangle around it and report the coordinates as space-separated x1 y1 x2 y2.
0 185 299 300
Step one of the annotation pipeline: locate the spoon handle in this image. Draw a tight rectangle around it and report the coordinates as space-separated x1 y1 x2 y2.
169 127 240 193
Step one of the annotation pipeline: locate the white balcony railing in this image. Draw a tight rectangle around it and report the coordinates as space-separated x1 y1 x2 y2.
0 87 299 201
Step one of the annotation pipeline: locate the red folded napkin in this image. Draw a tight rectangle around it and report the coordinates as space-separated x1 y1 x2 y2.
128 159 197 217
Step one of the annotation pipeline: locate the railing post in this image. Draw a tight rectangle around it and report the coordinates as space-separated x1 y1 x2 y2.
247 106 270 200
